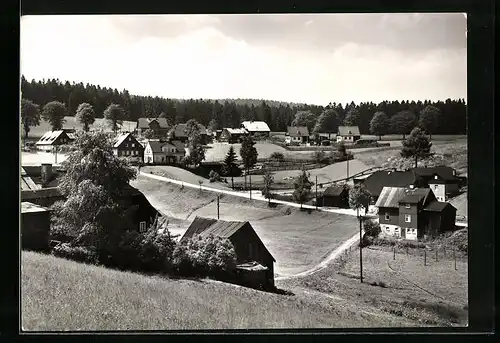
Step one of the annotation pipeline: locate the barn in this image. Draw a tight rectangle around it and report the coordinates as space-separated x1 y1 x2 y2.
319 184 350 208
180 217 276 289
21 202 51 252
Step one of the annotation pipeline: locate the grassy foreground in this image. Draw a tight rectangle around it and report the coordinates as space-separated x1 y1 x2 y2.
22 252 418 331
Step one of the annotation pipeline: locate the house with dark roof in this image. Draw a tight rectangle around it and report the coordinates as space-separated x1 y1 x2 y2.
169 123 209 144
318 184 349 208
241 121 271 138
361 170 423 203
143 139 186 164
336 126 361 144
137 117 170 137
36 130 75 151
113 133 144 163
21 202 51 252
410 166 461 201
219 128 248 143
375 186 457 240
285 126 310 145
180 216 276 289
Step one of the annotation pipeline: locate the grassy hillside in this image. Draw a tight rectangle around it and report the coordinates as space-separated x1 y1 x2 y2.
22 252 418 330
130 175 359 276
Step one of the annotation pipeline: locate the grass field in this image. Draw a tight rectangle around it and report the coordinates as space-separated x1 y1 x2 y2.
22 251 420 330
130 175 359 276
278 244 468 327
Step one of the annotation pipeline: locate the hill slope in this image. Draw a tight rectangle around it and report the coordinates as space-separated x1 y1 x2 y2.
22 252 419 331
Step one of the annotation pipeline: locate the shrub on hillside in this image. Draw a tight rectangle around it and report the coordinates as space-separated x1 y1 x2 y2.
270 152 285 162
363 220 381 238
52 243 98 264
208 170 222 183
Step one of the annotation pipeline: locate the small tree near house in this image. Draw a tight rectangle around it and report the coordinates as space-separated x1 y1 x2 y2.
370 111 389 140
240 136 258 188
401 127 433 168
21 99 40 139
261 170 275 206
419 105 440 140
42 101 67 131
104 103 125 135
75 102 96 132
293 166 313 209
222 145 239 188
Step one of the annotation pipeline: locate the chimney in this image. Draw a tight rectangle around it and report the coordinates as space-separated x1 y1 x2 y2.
41 163 53 186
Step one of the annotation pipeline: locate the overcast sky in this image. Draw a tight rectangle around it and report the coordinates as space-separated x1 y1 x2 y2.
20 13 467 106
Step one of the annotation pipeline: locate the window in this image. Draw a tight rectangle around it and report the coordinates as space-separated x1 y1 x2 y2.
385 212 390 221
405 203 411 209
434 184 438 190
131 143 135 148
139 221 147 233
405 214 411 223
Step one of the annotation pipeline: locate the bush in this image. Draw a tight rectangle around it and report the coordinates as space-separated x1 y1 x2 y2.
136 218 177 273
270 152 285 162
208 170 222 183
363 220 381 238
52 243 98 264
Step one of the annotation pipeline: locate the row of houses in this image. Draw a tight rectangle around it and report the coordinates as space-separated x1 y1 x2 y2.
284 125 362 145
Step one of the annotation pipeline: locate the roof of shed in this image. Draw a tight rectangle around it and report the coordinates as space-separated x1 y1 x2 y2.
21 201 50 213
241 121 271 132
423 201 453 212
323 184 348 197
287 126 309 137
338 126 360 136
36 131 67 145
137 117 170 129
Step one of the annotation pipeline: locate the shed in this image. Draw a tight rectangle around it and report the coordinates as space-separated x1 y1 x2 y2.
181 216 276 289
320 184 349 208
21 202 51 252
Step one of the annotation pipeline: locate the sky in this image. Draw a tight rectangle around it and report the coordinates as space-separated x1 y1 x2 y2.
20 13 467 106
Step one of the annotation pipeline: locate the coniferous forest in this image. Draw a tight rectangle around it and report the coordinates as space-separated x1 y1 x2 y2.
21 76 467 135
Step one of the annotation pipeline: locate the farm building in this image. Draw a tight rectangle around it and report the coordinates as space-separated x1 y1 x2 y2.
35 130 75 151
120 185 163 233
336 126 361 144
21 202 51 252
169 123 209 144
212 129 223 141
375 186 457 241
241 121 271 138
285 126 309 145
219 128 248 143
410 166 462 201
143 139 186 165
319 184 349 208
113 133 144 163
180 217 276 289
137 117 170 137
361 170 423 203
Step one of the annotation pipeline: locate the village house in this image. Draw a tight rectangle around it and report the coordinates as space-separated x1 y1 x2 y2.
336 126 361 144
21 201 51 252
375 186 457 241
169 123 209 144
137 117 170 137
143 139 186 165
241 121 271 138
212 129 223 141
180 217 276 289
285 126 310 145
318 184 350 208
219 128 248 143
359 169 423 204
410 166 462 201
35 130 75 151
113 133 144 163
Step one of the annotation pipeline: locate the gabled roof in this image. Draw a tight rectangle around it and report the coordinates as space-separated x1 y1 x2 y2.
137 117 170 129
400 188 433 206
21 201 50 214
146 140 164 153
323 184 348 197
113 132 142 148
411 166 458 181
363 170 420 197
241 121 271 132
172 123 208 138
180 216 275 261
36 131 71 145
338 126 360 136
375 187 408 208
423 201 455 212
145 139 185 154
20 167 41 191
223 128 248 135
287 126 309 137
171 140 186 153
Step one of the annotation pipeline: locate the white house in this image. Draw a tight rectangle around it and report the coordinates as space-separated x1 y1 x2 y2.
285 126 309 145
144 140 186 165
241 121 271 137
336 126 361 143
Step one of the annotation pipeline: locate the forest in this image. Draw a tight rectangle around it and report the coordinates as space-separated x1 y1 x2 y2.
21 76 467 135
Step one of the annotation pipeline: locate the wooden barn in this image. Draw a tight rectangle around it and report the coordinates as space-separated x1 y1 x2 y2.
319 184 349 208
180 217 276 289
21 202 51 252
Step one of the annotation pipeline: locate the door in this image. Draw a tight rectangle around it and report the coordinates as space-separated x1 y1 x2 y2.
401 227 406 239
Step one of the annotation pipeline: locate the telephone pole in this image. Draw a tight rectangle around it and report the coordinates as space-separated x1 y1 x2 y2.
315 175 318 210
346 156 349 180
249 173 252 200
359 215 363 283
217 195 220 219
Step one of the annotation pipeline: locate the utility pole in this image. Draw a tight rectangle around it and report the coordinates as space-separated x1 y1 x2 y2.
359 208 363 283
249 173 252 200
217 195 220 219
54 145 58 164
346 155 349 180
315 175 318 210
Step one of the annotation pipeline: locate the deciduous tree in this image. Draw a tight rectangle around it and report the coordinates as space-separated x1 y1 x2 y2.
293 166 313 208
390 110 417 139
21 99 40 139
401 127 433 168
369 111 389 140
42 101 66 131
262 170 274 206
75 102 96 132
343 108 360 126
104 103 125 135
419 105 440 140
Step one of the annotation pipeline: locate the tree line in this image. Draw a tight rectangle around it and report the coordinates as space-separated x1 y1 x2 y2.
21 76 466 136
